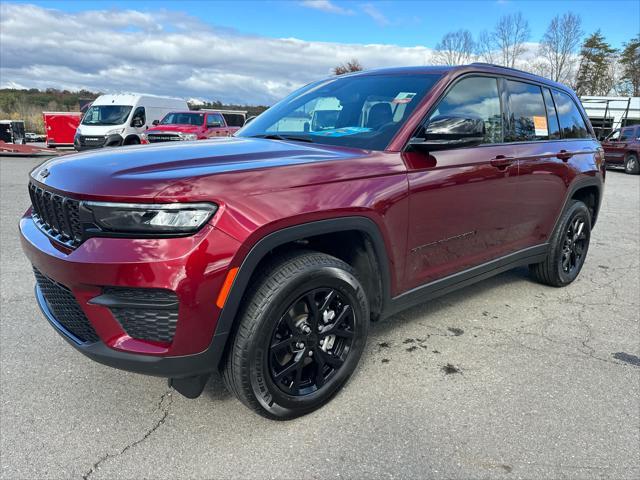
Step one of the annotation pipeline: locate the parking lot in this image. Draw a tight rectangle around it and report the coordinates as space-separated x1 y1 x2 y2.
1 155 638 479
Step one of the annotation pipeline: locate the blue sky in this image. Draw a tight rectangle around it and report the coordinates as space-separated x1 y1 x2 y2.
1 1 638 104
12 0 639 48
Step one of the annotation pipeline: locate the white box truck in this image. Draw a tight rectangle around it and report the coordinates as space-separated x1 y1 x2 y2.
74 94 188 151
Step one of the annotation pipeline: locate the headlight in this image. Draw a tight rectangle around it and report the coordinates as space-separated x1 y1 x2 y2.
179 133 198 141
84 202 217 234
106 128 125 136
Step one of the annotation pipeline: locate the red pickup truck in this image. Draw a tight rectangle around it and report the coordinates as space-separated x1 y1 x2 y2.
142 110 244 143
601 125 640 174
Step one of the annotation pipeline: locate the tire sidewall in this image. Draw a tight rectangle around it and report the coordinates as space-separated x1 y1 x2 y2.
625 154 639 174
247 265 369 417
553 202 592 285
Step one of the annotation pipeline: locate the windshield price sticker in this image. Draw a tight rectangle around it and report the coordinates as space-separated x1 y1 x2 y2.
392 92 417 104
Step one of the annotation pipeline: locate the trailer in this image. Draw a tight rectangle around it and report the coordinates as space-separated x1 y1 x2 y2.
0 120 26 144
43 111 83 148
581 96 640 140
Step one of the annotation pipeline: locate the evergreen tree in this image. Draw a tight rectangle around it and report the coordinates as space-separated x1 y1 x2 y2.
575 31 617 96
618 35 640 96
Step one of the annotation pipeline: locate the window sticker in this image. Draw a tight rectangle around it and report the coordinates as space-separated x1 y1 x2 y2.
533 116 548 137
392 92 417 104
309 127 372 137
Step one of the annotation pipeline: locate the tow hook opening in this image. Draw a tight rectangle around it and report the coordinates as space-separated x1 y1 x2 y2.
168 374 210 399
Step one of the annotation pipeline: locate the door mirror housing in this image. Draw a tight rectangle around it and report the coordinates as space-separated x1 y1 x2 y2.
132 117 144 128
152 120 160 126
409 116 485 151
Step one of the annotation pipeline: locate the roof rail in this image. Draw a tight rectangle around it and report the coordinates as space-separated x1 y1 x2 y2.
469 62 534 76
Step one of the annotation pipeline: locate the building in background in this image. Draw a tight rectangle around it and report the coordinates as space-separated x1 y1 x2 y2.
581 96 640 139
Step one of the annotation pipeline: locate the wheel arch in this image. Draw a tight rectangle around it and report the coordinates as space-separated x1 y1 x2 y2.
212 216 393 367
123 134 140 145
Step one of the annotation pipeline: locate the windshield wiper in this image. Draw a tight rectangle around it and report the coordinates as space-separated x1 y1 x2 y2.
250 134 314 143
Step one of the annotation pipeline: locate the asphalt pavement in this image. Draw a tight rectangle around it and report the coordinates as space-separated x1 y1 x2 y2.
1 155 638 479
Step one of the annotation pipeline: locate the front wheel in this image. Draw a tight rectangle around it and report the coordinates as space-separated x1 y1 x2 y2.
625 154 639 174
530 200 591 287
222 251 369 419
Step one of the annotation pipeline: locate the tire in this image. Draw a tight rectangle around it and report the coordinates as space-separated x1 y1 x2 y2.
624 154 639 174
222 251 369 419
529 200 591 287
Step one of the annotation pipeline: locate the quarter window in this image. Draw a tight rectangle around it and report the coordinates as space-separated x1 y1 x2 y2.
428 76 502 144
553 90 590 139
505 80 548 142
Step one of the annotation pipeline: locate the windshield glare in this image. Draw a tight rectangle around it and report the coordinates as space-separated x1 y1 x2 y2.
237 73 441 150
160 112 205 126
82 105 132 126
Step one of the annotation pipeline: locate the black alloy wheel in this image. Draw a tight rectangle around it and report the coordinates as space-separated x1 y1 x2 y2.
269 288 355 396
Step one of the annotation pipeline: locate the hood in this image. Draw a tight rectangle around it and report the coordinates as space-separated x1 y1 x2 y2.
30 137 384 201
146 124 202 134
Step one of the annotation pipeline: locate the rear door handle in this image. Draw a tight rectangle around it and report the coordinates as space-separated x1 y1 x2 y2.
557 150 573 162
490 155 515 169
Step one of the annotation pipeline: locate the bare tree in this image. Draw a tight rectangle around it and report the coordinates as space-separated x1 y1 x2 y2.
494 12 530 68
539 13 583 83
333 59 363 75
476 30 496 64
433 30 475 65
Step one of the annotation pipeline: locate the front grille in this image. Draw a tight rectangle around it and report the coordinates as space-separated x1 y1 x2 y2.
29 182 83 248
103 287 179 343
77 135 106 147
147 134 182 143
34 268 100 343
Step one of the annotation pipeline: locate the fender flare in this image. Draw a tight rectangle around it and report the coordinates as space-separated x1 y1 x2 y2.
553 176 603 232
213 216 393 346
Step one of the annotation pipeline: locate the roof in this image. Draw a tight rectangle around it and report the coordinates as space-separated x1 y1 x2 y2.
348 63 570 92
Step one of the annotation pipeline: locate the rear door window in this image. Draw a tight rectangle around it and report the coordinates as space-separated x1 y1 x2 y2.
428 76 503 144
505 80 548 142
619 127 635 141
207 113 225 128
542 88 561 140
552 90 590 139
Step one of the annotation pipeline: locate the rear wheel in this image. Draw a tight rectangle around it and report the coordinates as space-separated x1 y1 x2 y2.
222 251 369 419
530 200 591 287
624 154 639 174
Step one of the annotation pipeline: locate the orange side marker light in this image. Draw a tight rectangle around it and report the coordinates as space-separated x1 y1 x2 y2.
216 267 238 309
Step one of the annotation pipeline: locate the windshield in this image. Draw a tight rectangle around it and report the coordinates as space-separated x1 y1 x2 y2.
82 105 132 126
160 112 205 126
237 73 442 151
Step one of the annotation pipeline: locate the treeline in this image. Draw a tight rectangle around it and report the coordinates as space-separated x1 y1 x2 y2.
336 13 639 97
0 88 268 133
0 88 99 133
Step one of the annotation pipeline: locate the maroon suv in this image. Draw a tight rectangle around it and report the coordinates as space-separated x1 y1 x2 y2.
20 64 604 419
601 125 640 174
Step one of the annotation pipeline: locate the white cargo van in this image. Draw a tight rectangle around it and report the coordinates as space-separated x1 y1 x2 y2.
74 94 188 151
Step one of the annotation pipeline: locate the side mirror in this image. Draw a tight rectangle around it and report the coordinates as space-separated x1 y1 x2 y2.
132 117 144 128
152 120 160 126
409 116 485 151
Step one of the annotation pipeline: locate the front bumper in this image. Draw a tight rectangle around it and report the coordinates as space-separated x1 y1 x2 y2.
20 212 241 377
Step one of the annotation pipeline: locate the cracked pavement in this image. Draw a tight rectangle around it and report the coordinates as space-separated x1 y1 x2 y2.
1 157 639 479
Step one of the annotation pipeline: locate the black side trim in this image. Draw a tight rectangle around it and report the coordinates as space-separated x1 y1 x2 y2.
384 244 548 317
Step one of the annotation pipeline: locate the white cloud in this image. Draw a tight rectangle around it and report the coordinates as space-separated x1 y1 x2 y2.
361 3 390 27
0 3 434 105
301 0 354 15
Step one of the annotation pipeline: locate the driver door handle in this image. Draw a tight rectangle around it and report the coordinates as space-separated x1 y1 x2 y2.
490 155 515 169
556 150 573 162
